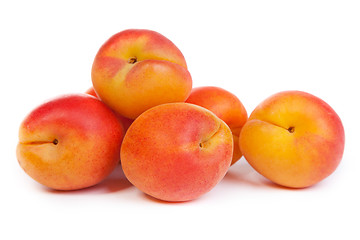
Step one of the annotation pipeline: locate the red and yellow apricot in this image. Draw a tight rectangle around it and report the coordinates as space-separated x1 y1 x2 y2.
120 103 233 202
16 94 124 190
239 91 345 188
91 29 192 119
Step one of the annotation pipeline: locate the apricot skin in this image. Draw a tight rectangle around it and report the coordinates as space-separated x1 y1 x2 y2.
186 86 247 165
86 87 133 133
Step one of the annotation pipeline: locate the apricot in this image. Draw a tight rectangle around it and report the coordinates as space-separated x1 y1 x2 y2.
16 94 124 190
91 29 192 119
120 103 233 201
239 91 345 188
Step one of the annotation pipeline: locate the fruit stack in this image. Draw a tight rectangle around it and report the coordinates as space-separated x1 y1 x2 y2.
16 29 345 202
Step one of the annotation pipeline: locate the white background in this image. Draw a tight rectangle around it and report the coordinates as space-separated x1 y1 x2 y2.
1 0 359 239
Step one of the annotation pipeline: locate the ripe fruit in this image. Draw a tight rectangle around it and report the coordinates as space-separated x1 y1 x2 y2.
185 86 247 165
239 91 345 188
16 94 124 190
91 29 192 119
121 103 233 201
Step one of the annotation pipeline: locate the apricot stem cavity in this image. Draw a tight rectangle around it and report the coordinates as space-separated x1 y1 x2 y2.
128 57 137 64
288 127 295 133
